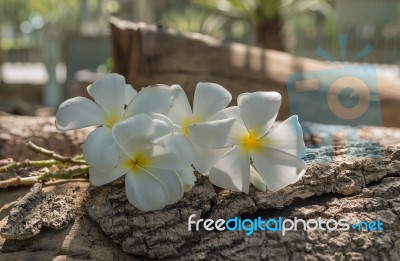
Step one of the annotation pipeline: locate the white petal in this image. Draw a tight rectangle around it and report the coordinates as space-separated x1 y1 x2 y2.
176 166 196 192
87 74 126 118
146 167 184 205
124 85 173 118
261 115 306 158
188 118 247 149
148 134 193 170
251 148 306 192
83 127 120 171
148 113 174 142
125 84 137 105
125 169 169 212
89 153 131 186
209 145 250 193
238 92 281 138
250 165 267 192
112 114 154 157
167 85 193 125
193 82 232 120
56 97 106 130
209 106 242 122
192 144 228 174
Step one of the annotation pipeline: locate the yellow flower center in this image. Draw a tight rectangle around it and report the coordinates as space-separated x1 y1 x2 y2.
181 116 203 136
238 130 265 153
125 154 150 172
105 113 121 128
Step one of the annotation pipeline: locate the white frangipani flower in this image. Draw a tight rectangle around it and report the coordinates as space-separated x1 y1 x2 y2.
89 114 193 212
55 74 173 172
167 83 232 174
189 92 307 193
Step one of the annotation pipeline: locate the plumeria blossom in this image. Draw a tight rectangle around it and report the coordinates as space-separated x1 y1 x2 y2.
55 74 173 172
55 73 307 211
189 92 307 193
90 114 194 211
167 83 232 174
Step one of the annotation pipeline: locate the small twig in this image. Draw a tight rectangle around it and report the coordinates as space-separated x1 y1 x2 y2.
26 141 86 165
72 154 84 160
0 165 89 188
0 141 89 188
0 160 58 173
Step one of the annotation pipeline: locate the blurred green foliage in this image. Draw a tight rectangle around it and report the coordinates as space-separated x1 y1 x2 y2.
161 6 228 40
0 0 80 31
162 0 334 50
1 0 398 63
0 0 120 50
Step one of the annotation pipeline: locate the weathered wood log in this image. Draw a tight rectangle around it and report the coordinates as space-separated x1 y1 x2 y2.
85 143 400 260
109 17 400 127
0 115 399 260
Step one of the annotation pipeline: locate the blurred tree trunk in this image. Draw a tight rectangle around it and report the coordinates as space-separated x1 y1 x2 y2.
43 26 61 107
255 18 284 51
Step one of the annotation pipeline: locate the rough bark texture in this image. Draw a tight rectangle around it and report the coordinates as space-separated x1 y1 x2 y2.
85 143 400 260
0 183 74 240
109 17 400 127
0 180 134 261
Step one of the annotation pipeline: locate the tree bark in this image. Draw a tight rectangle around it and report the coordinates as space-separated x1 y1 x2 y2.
85 142 400 260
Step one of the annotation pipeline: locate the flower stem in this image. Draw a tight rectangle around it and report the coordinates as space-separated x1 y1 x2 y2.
0 141 89 188
0 160 58 173
0 165 89 188
26 141 87 165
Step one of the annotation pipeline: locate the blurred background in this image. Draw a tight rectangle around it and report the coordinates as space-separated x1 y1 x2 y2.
0 0 399 116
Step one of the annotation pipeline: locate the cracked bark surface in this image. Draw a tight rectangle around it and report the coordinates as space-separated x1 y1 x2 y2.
0 183 74 240
86 143 400 260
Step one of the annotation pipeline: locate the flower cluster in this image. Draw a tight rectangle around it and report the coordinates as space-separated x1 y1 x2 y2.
56 74 306 212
